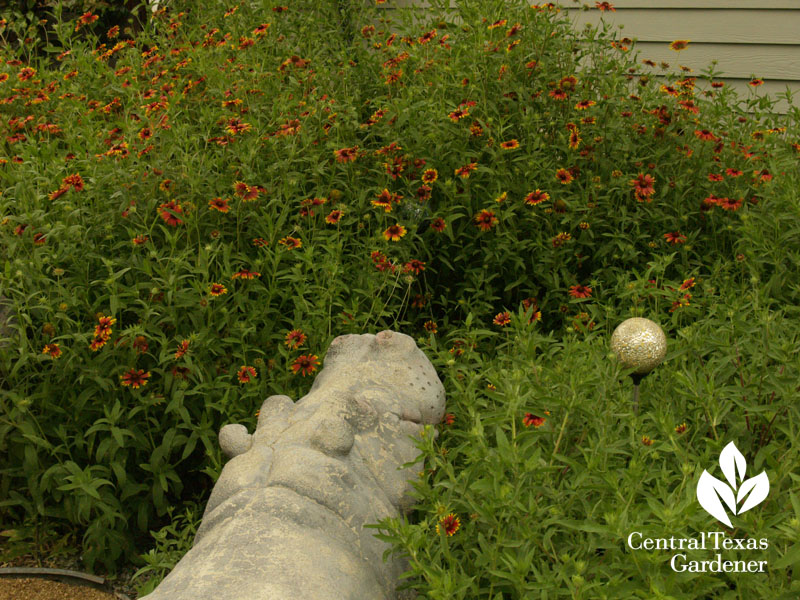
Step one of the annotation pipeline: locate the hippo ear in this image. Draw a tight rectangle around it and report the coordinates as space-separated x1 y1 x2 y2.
321 334 375 371
375 330 416 358
321 333 367 366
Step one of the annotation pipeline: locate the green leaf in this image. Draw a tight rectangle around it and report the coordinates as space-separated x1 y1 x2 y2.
774 543 800 569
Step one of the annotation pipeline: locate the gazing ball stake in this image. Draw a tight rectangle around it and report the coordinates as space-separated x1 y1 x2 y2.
610 317 667 414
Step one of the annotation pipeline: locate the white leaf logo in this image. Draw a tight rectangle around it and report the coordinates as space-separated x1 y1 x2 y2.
696 442 769 527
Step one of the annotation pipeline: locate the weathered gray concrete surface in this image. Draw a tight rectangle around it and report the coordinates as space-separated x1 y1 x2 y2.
141 330 445 600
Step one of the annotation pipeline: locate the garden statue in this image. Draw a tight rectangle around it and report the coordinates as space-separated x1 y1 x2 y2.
140 330 446 600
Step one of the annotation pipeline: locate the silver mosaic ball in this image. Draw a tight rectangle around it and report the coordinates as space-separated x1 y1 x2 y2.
610 317 667 374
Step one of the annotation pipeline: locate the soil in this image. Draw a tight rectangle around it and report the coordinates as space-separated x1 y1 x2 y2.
0 551 142 600
0 578 117 600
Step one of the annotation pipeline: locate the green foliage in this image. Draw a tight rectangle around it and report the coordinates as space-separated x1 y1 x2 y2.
0 0 799 595
372 295 800 598
129 501 202 597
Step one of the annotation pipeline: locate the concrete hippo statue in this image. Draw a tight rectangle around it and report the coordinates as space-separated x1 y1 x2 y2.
140 330 446 600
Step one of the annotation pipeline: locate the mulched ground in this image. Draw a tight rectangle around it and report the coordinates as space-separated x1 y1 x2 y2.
0 578 118 600
0 551 142 600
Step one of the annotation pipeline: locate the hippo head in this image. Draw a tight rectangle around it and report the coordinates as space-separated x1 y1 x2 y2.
198 330 446 541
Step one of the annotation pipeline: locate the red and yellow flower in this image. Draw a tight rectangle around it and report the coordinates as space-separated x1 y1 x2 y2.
120 369 150 389
555 168 573 184
454 162 477 178
421 168 438 183
493 312 511 326
383 224 407 242
430 217 446 232
209 283 227 296
475 209 498 231
435 513 461 536
524 189 550 205
209 197 230 212
174 340 190 359
285 329 307 350
278 236 302 249
292 354 320 376
42 343 62 358
569 285 592 299
232 269 261 280
237 365 258 383
523 413 546 427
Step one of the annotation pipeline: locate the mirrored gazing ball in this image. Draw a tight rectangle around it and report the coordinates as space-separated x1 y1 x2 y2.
610 317 667 374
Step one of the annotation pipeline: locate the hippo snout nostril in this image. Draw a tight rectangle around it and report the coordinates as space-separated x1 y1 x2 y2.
400 408 422 424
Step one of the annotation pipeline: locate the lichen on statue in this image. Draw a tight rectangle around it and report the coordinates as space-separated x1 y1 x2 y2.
140 330 445 600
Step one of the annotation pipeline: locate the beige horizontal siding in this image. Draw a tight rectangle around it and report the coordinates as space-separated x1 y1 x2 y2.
371 0 800 9
588 0 799 8
567 9 800 44
564 3 800 114
625 43 800 81
374 1 800 115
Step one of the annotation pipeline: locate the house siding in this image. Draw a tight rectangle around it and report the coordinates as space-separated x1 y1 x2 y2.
374 0 800 115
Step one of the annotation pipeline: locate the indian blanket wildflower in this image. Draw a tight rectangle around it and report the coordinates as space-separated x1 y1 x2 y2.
285 329 307 349
630 173 656 201
62 173 84 191
555 168 573 184
120 369 150 389
292 354 320 376
436 513 461 536
524 189 549 205
421 168 438 183
18 67 37 81
404 259 426 274
523 413 546 427
552 232 572 247
455 162 477 178
158 201 184 226
325 210 343 224
237 365 258 383
475 209 498 231
278 236 302 249
174 340 190 359
94 314 116 342
334 146 359 163
493 312 511 326
383 224 407 241
569 285 592 298
430 217 446 232
232 269 261 280
664 231 687 245
670 40 690 51
133 336 148 354
42 343 62 358
416 185 432 202
670 293 691 312
209 197 230 212
209 283 227 296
